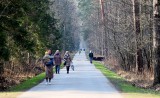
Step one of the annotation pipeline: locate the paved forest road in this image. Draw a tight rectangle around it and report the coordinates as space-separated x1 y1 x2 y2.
18 51 123 98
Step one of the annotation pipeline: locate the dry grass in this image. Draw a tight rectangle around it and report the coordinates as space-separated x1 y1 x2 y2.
105 57 156 89
0 62 44 91
1 69 40 90
94 61 160 98
117 70 153 88
0 72 45 98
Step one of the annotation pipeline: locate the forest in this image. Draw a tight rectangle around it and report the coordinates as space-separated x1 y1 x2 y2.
0 0 80 90
1 0 160 92
78 0 160 89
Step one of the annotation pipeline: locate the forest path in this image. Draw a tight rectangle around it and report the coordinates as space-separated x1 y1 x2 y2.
18 51 123 98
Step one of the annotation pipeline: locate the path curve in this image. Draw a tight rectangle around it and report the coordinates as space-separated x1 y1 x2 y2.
18 51 123 98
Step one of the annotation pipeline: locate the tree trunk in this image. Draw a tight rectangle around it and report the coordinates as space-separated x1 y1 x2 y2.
63 24 66 51
0 61 5 90
99 0 106 57
153 0 160 85
132 0 143 73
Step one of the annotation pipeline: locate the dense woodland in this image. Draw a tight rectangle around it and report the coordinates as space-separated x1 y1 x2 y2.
0 0 79 90
78 0 160 88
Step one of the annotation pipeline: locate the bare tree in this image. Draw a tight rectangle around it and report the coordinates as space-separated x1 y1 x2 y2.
132 0 144 72
153 0 160 85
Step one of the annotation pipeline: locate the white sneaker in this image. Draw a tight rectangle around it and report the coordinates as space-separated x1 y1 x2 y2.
48 82 51 85
45 82 48 85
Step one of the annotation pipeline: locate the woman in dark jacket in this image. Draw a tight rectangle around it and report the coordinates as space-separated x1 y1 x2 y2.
54 50 62 74
63 51 72 74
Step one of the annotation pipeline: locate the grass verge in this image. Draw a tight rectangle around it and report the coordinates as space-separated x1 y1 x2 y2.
0 72 45 98
93 61 160 98
0 63 66 98
9 73 45 91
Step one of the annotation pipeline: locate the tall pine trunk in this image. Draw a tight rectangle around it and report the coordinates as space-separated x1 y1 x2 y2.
153 0 160 85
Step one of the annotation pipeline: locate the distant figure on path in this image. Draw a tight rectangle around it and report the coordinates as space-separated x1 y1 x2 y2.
54 50 62 74
63 51 72 74
89 50 94 64
79 49 81 54
43 49 54 84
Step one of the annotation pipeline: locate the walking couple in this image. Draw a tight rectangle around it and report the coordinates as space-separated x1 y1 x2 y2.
54 50 72 74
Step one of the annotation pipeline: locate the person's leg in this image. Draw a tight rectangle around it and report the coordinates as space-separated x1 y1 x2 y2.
55 65 58 74
91 58 93 63
46 77 48 82
45 66 49 84
49 78 51 82
48 78 51 84
58 65 60 74
46 77 48 84
68 66 70 74
66 66 69 74
66 66 68 74
90 57 92 63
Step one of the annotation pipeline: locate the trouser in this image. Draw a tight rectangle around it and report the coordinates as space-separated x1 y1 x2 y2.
55 65 60 74
90 57 93 63
66 66 70 74
46 78 51 82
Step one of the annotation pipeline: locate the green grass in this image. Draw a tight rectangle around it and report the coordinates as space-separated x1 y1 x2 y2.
1 64 65 98
9 73 45 92
9 63 66 92
0 72 45 98
93 61 160 98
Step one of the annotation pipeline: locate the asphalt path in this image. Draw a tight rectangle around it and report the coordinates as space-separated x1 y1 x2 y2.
18 51 123 98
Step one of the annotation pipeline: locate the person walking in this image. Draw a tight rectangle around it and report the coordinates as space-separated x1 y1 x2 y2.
79 49 81 54
43 49 54 85
63 51 72 74
54 50 62 74
89 50 94 64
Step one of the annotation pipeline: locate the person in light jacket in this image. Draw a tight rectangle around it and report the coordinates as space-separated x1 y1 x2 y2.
63 51 72 74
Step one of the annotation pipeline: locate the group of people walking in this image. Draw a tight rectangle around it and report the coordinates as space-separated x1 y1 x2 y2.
42 49 94 85
42 49 72 84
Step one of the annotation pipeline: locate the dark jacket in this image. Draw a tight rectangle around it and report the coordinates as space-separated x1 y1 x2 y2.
89 52 93 58
54 53 62 65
